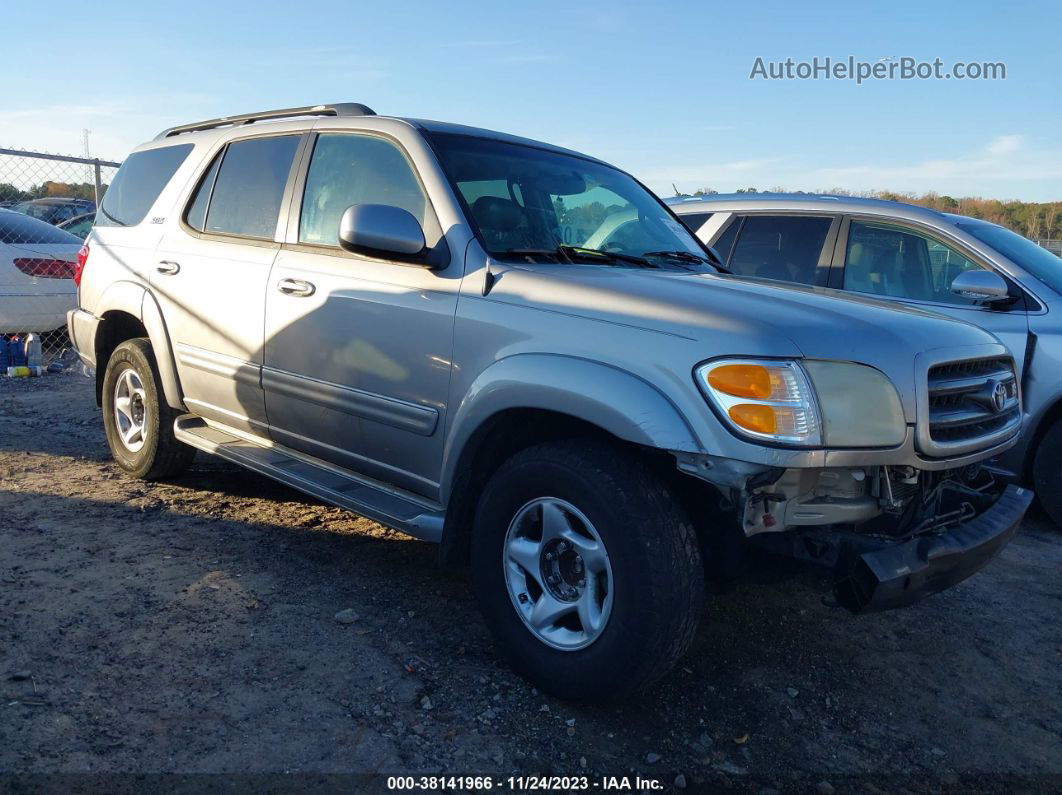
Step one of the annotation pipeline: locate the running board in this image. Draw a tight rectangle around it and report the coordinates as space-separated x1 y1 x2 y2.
173 415 444 542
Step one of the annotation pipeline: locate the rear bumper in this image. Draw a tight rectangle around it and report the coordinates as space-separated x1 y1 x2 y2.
66 308 98 367
833 484 1032 612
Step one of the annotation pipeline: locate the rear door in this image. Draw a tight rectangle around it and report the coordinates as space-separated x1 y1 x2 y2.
709 214 839 287
152 133 304 434
833 216 1032 378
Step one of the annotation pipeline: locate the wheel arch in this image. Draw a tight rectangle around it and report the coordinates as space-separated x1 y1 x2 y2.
1024 395 1062 481
91 282 183 410
437 355 706 567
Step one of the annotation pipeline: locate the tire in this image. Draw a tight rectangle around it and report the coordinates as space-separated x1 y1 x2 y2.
101 338 195 480
471 440 704 701
1032 419 1062 527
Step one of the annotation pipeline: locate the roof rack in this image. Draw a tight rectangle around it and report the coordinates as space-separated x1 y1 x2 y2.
155 103 376 139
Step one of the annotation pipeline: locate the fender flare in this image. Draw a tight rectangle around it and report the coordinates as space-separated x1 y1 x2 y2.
140 290 185 411
438 353 703 500
92 281 184 411
94 279 146 324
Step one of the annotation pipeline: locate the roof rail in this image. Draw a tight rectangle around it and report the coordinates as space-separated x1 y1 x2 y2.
155 103 377 139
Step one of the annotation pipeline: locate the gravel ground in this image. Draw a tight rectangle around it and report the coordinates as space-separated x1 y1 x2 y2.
1 371 1060 792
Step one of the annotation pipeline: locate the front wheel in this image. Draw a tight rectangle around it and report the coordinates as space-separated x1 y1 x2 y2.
101 338 195 480
471 440 704 701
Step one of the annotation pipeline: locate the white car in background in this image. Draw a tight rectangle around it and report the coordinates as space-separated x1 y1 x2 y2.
0 208 82 333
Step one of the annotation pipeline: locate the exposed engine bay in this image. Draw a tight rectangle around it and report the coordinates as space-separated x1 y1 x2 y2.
672 447 1026 615
739 463 1001 540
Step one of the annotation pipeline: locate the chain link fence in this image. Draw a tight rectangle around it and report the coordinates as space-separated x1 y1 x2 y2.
0 147 121 371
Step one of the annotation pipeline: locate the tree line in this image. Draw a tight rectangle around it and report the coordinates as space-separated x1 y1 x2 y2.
0 180 102 203
677 187 1062 241
4 178 1060 242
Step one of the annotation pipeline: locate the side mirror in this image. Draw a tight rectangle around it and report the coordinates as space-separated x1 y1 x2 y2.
950 270 1010 303
338 204 427 263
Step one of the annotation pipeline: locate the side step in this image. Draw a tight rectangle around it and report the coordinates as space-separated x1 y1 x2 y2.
173 415 444 542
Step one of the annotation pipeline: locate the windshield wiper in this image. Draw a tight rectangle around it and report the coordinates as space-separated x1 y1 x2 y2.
498 245 659 268
562 245 660 268
499 248 571 262
643 250 732 274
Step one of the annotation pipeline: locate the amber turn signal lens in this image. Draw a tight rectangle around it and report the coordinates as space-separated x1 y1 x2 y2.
728 403 777 434
707 364 772 399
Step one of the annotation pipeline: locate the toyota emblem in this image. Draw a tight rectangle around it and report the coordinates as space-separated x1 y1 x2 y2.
991 381 1008 413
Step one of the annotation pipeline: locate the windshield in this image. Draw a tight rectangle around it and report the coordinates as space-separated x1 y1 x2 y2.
428 132 710 268
12 202 57 222
957 221 1062 295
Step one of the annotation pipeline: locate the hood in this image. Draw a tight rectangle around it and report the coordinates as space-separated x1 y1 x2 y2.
491 265 1006 420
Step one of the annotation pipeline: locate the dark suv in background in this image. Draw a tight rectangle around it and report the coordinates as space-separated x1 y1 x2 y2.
11 197 95 226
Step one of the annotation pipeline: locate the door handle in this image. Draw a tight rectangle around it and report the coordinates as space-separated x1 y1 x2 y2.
277 278 315 297
157 260 180 275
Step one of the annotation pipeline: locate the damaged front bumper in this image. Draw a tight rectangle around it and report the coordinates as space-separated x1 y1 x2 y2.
771 484 1033 613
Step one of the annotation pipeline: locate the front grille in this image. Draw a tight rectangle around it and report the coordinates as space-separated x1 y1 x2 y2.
927 357 1020 446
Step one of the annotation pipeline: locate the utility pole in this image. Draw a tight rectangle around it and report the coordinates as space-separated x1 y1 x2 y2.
82 129 92 185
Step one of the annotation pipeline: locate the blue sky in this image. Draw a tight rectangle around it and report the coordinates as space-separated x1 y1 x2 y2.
3 0 1059 200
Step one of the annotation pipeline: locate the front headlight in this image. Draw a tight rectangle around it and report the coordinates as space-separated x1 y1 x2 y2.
696 358 906 448
696 359 822 445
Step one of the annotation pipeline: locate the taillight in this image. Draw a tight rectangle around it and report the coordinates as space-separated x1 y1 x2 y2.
74 244 89 286
13 258 76 280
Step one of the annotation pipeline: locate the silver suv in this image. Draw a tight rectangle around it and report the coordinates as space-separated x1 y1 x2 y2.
68 104 1031 700
669 194 1062 525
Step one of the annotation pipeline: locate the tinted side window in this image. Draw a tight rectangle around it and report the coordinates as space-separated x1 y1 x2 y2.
729 215 832 285
678 212 713 234
844 220 985 304
97 144 193 227
299 134 427 246
711 217 741 264
204 136 300 239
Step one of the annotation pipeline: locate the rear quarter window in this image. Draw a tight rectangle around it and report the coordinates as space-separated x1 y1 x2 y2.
96 144 193 228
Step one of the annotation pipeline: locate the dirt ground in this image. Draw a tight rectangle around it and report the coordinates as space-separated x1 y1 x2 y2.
1 372 1059 792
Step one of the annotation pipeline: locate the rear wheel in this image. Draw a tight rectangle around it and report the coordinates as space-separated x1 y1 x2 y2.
471 440 704 701
101 338 195 480
1032 419 1062 527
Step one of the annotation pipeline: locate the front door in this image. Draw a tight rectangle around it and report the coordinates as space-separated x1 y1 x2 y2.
263 131 459 500
834 217 1032 378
